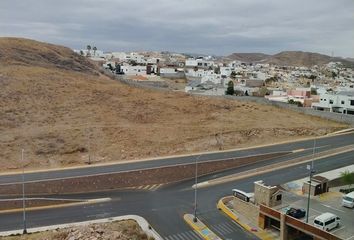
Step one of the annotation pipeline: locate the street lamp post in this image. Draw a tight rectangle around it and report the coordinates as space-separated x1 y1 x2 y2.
21 149 27 234
311 138 316 169
306 165 315 223
193 155 201 222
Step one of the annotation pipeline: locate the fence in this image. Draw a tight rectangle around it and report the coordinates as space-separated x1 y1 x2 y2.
224 96 354 125
103 69 354 125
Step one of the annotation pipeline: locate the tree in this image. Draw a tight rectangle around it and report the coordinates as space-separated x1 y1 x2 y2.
79 50 84 56
214 66 220 74
341 170 354 190
265 76 278 85
331 71 337 79
230 71 236 79
86 45 91 57
309 75 317 81
93 46 97 57
107 63 114 71
225 81 235 95
310 88 317 95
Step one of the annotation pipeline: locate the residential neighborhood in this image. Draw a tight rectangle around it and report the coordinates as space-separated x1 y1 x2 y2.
76 47 354 115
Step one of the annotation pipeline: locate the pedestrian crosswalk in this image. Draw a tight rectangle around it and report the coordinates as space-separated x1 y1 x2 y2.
164 221 242 240
164 230 203 240
208 221 240 236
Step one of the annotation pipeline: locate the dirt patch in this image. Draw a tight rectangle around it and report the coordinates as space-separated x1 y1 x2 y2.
1 220 149 240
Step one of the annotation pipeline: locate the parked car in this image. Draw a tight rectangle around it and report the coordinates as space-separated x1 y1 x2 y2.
286 207 306 219
342 191 354 208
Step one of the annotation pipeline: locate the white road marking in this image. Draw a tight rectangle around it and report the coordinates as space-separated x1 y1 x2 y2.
310 208 322 214
332 226 345 233
189 231 203 240
321 204 345 213
346 235 354 240
180 232 191 240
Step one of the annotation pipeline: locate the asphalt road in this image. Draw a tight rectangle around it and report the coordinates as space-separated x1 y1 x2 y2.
0 133 353 239
0 132 353 184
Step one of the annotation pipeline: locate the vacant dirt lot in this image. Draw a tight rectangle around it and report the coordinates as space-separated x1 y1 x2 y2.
0 38 347 172
1 220 148 240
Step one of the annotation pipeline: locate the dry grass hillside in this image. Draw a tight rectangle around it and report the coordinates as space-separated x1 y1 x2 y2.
0 38 347 171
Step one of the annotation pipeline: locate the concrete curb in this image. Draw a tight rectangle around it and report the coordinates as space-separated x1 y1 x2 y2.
327 128 354 136
0 129 351 177
217 197 273 240
0 215 163 239
0 198 111 214
183 214 222 240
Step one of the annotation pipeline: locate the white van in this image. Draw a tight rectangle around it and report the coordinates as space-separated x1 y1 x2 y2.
342 191 354 208
232 189 254 202
313 212 340 231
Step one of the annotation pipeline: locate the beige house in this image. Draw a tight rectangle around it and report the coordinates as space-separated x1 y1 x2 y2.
254 180 282 207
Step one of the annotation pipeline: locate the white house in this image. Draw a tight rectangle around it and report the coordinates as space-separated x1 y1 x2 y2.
312 91 354 114
111 52 127 61
220 67 233 77
185 58 214 68
119 65 147 75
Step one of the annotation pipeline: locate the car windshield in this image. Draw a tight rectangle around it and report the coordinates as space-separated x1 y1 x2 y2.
344 196 354 202
314 220 323 226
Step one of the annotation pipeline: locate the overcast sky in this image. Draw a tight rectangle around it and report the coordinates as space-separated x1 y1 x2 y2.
1 0 353 57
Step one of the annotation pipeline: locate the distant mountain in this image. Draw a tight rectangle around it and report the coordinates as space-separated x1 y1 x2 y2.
264 51 354 68
227 53 270 62
227 51 354 68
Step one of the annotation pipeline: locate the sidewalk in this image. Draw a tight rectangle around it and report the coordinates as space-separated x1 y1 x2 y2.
217 197 279 240
281 164 354 199
184 214 222 240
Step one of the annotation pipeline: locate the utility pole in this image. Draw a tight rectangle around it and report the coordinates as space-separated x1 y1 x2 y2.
311 138 316 169
21 149 27 234
306 165 315 223
86 127 91 165
193 155 201 222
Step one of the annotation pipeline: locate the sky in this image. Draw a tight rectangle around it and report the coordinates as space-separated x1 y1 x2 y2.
0 0 353 57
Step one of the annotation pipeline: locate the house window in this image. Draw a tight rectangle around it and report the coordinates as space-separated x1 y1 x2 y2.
341 101 345 104
351 100 354 106
198 63 202 66
276 195 282 201
329 100 334 104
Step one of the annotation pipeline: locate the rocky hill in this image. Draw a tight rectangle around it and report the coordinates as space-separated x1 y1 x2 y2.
0 38 346 171
265 51 354 68
226 53 270 62
227 51 354 67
